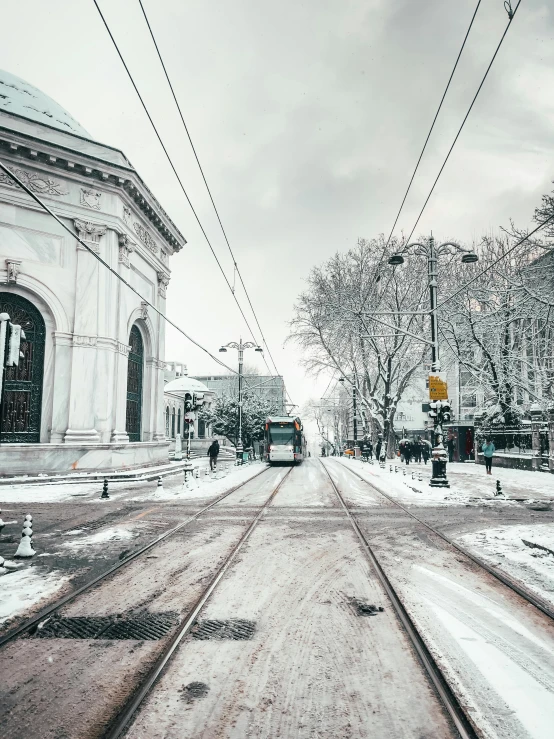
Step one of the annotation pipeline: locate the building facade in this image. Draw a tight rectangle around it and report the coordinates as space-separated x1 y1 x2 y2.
0 71 185 474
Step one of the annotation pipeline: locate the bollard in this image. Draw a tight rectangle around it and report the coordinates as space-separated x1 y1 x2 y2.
418 472 422 482
412 472 415 480
101 478 110 499
14 514 35 558
157 476 164 493
389 465 392 473
0 508 4 535
403 469 406 476
394 466 398 473
495 479 503 496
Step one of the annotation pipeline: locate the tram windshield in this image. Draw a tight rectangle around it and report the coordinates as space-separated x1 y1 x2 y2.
269 425 295 445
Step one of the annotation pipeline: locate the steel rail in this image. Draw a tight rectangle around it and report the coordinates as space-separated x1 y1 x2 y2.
332 459 554 622
320 460 478 739
103 465 294 739
0 465 272 648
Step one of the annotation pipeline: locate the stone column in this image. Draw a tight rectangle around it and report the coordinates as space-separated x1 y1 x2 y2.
548 403 554 474
64 220 106 443
50 332 72 442
529 402 543 472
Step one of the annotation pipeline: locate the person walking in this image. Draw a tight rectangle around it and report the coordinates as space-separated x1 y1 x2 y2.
207 439 220 472
422 440 430 465
414 437 422 463
375 437 382 462
367 440 373 460
482 438 495 475
404 440 412 465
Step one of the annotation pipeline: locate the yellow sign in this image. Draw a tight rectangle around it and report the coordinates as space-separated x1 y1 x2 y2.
429 373 448 400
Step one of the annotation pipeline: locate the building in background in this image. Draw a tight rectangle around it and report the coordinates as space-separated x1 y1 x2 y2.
192 374 286 415
0 70 185 474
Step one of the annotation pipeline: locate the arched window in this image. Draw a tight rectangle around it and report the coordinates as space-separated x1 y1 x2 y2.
171 407 176 438
126 325 144 442
165 406 170 437
177 408 181 435
0 293 45 443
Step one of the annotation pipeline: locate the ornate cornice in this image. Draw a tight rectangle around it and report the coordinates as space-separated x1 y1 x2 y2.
0 163 68 195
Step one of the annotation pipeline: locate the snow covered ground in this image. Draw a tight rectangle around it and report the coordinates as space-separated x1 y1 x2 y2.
333 457 554 507
458 523 554 608
0 458 263 504
0 567 69 625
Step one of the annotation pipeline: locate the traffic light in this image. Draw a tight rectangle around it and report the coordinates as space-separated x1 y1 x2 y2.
184 393 193 413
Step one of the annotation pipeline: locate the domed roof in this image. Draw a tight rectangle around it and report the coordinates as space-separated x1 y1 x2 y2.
0 70 91 138
164 376 211 394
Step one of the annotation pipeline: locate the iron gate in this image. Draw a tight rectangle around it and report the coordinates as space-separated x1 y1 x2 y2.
125 325 143 442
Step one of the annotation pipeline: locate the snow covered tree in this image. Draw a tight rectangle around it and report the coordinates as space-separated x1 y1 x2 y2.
200 392 279 449
289 237 431 455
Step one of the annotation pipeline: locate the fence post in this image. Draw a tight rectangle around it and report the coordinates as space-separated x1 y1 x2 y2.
548 403 554 474
529 403 543 472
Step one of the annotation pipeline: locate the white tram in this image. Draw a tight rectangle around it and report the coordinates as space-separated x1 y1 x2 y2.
264 416 307 464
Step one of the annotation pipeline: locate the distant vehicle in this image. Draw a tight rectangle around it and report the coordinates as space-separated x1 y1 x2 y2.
264 416 306 464
343 448 355 456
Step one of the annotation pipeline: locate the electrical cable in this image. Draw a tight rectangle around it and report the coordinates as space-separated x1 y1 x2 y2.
136 0 284 383
91 0 261 351
384 0 482 246
404 0 522 245
94 0 295 408
0 161 239 375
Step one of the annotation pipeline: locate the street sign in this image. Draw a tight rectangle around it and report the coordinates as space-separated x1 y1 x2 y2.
429 373 448 400
184 411 195 422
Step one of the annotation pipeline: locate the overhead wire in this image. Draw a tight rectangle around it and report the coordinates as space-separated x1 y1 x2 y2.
91 0 261 354
0 161 239 375
403 0 522 245
94 0 295 407
136 0 284 383
384 0 482 247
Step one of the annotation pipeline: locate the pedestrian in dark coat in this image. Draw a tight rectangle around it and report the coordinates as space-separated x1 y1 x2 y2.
413 438 422 463
207 439 220 471
422 441 430 465
404 440 412 465
375 439 382 461
447 436 455 463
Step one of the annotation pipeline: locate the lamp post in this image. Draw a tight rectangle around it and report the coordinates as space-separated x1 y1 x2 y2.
389 235 478 487
339 377 359 456
219 339 263 462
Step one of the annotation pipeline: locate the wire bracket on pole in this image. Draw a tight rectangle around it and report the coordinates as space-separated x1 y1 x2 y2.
503 1 514 20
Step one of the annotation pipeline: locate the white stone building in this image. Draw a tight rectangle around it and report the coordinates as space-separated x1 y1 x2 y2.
0 71 185 474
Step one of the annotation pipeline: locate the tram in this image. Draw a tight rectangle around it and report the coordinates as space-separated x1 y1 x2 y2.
264 416 306 464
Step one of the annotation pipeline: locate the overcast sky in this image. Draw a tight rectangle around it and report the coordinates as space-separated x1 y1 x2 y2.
1 0 553 418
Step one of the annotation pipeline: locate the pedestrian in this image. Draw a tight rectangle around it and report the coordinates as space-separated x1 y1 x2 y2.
422 441 430 465
375 437 382 462
207 439 220 471
482 437 495 475
404 440 412 465
367 440 373 460
447 435 455 463
414 437 422 463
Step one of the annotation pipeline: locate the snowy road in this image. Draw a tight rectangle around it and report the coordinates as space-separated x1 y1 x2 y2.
0 458 553 738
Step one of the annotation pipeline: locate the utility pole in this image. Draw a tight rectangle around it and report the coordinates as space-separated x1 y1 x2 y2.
219 339 263 462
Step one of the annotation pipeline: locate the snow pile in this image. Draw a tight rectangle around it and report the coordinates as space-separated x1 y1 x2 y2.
59 526 136 552
0 567 68 625
458 523 554 607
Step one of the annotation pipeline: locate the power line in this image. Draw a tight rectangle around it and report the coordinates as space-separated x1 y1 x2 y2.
136 0 283 381
385 0 482 246
404 0 522 244
437 211 554 310
0 161 238 376
93 0 294 407
91 0 260 350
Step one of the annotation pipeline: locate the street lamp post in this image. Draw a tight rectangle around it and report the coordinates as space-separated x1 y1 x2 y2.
389 235 477 487
219 339 263 462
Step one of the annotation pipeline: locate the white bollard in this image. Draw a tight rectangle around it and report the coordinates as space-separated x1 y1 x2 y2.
15 514 35 558
0 507 4 535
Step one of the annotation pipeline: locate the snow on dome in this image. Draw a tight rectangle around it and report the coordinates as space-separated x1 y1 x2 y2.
0 70 91 138
164 377 211 394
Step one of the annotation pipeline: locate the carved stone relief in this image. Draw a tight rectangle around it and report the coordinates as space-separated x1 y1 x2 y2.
80 187 101 210
157 271 170 298
74 219 108 254
73 334 97 347
118 233 135 267
5 259 22 284
0 164 68 195
133 222 158 254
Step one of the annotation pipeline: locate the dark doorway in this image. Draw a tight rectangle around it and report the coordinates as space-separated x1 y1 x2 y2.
0 293 45 443
126 325 143 442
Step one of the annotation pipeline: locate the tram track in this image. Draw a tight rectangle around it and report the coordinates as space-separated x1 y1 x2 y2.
102 464 293 739
0 464 271 649
319 459 477 739
328 458 554 622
